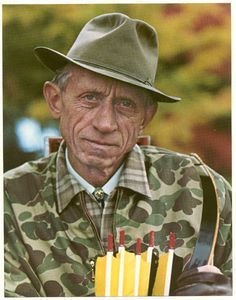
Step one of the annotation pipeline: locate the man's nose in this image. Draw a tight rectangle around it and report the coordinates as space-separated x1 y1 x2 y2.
92 101 118 133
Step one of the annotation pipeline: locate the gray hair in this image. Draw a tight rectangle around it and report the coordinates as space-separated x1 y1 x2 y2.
51 64 73 92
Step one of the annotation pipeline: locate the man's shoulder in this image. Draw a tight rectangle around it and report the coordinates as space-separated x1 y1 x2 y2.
4 153 58 206
140 144 231 194
140 145 229 182
140 145 195 162
4 153 57 186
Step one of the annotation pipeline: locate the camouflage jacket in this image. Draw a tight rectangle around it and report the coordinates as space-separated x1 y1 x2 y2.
4 143 232 297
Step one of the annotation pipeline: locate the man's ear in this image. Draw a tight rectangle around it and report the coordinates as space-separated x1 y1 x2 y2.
43 81 62 119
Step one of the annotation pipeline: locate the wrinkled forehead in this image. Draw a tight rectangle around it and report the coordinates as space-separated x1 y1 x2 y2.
66 64 155 103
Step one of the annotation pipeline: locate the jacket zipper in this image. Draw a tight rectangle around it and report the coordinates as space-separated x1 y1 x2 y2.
78 193 105 283
79 192 105 255
112 188 122 253
89 258 95 282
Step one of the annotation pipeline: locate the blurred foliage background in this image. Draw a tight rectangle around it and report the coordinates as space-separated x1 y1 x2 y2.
3 3 231 181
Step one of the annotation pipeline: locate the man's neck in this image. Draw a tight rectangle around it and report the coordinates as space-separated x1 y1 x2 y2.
65 149 124 188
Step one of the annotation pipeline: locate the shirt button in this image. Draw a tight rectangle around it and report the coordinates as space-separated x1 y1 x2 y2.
93 188 105 200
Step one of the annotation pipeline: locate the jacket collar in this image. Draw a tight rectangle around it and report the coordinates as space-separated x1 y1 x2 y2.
55 141 152 213
118 144 152 198
56 141 85 213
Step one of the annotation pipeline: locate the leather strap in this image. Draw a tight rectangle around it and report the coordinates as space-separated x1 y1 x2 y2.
172 268 232 296
187 153 220 269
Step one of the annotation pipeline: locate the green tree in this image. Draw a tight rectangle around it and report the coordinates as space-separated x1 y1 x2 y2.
3 3 231 179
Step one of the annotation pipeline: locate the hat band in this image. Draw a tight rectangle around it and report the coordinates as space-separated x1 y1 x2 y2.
72 58 154 87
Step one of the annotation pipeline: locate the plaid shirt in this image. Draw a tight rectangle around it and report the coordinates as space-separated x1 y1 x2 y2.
56 141 151 250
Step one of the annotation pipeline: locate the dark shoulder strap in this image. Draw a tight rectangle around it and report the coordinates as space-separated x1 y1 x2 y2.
187 153 220 269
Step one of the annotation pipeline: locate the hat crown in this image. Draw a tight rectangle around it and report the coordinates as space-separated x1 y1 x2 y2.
34 13 180 102
67 13 158 85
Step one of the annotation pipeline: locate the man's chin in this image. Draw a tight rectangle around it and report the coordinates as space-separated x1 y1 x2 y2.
82 154 122 172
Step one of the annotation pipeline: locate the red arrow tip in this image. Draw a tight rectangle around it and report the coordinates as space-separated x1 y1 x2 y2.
119 230 125 246
168 232 176 249
149 231 155 247
136 238 142 255
108 234 113 252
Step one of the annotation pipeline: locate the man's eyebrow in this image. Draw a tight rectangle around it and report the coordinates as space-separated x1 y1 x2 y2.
85 89 103 94
116 96 136 102
77 88 104 96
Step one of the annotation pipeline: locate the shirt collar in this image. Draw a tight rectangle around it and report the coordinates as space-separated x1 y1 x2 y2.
56 141 151 213
56 141 85 213
118 144 152 198
65 148 124 195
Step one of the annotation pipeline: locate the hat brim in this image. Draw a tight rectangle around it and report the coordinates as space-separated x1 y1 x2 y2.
34 47 181 103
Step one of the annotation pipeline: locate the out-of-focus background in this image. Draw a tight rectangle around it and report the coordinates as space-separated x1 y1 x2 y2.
3 3 231 181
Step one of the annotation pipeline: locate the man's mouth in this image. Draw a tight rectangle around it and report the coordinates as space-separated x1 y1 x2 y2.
83 138 118 148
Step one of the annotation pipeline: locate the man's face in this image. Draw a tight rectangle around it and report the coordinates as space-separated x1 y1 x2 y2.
44 66 156 184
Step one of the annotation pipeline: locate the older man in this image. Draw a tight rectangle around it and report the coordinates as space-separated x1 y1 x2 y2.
4 13 231 297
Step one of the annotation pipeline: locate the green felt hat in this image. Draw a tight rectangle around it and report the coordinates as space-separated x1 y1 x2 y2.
34 13 180 103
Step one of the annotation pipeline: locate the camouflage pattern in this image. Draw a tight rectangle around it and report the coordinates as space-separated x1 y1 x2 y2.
4 144 232 297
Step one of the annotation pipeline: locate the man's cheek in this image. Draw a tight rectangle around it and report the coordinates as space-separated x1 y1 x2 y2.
123 124 141 143
118 129 138 155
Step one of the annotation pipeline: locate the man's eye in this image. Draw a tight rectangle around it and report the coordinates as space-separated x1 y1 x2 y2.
121 99 134 108
84 94 96 101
